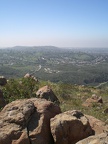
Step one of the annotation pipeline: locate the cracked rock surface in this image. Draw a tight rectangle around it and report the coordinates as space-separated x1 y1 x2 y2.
36 85 60 105
0 98 61 144
76 133 108 144
50 110 94 144
85 115 108 135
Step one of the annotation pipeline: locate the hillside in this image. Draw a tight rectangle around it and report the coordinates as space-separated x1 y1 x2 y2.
0 76 108 144
1 46 108 86
0 77 108 123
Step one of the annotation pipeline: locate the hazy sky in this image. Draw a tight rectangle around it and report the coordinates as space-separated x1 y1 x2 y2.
0 0 108 47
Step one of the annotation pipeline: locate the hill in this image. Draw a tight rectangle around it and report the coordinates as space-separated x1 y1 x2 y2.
0 77 108 123
0 46 108 85
0 76 108 144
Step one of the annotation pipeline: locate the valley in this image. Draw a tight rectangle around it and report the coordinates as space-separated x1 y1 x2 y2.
0 46 108 85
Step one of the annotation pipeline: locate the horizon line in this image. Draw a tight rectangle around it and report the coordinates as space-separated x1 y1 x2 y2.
0 45 108 49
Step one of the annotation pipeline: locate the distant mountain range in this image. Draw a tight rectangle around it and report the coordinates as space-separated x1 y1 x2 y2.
1 46 108 53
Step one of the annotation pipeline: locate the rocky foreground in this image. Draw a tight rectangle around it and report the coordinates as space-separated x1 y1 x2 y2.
0 97 108 144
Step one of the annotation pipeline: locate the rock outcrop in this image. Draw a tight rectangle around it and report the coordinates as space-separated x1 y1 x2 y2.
50 110 93 144
76 133 108 144
0 95 107 144
85 115 108 134
82 94 103 107
24 73 38 82
0 76 7 86
36 85 60 105
0 89 5 108
0 98 61 144
24 73 31 78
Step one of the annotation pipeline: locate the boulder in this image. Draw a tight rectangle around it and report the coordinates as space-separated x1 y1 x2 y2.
0 98 61 144
0 89 5 108
82 94 103 107
91 94 99 100
24 73 31 78
85 115 108 134
36 85 60 105
0 76 7 86
76 133 108 144
24 73 38 82
50 110 93 144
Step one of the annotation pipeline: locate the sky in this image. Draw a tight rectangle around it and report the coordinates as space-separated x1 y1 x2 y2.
0 0 108 48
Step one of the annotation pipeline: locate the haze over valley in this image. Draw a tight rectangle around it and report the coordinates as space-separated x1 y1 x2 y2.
0 46 108 86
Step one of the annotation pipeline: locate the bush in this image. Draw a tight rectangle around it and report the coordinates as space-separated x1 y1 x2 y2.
2 78 38 103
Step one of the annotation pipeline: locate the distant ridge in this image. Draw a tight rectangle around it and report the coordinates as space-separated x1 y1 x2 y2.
1 46 108 53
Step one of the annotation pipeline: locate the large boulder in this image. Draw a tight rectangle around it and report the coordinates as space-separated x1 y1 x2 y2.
76 115 108 144
85 115 108 134
0 89 5 108
36 85 60 105
50 110 93 144
76 133 108 144
0 98 61 144
82 94 103 107
0 76 7 86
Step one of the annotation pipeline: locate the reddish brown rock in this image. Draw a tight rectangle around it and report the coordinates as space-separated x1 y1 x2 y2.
27 98 61 144
50 110 93 144
0 89 5 108
76 133 108 144
12 132 30 144
82 94 103 107
0 98 61 144
85 115 108 134
36 85 60 104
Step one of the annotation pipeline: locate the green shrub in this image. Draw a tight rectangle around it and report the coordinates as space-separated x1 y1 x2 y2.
2 78 38 103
